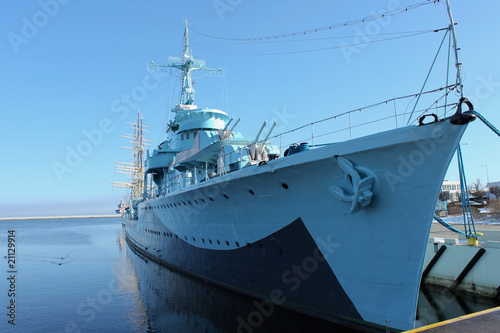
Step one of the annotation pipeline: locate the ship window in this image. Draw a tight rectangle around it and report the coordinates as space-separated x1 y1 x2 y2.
217 240 220 245
248 189 255 195
163 232 166 236
183 201 186 206
202 239 205 243
236 242 240 247
226 241 229 246
280 182 289 190
194 199 198 204
181 133 184 140
186 132 190 139
209 197 214 202
209 239 212 244
184 236 187 240
201 198 206 203
223 193 229 200
188 201 192 205
192 237 196 242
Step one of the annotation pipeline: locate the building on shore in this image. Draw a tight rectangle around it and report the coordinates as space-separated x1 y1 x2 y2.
441 180 461 203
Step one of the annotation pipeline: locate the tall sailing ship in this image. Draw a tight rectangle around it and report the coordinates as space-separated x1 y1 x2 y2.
117 2 477 331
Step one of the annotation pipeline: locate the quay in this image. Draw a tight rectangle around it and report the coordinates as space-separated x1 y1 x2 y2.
406 306 500 332
423 222 500 298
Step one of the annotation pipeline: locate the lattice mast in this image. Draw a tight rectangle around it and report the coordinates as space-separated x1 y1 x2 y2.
149 20 222 107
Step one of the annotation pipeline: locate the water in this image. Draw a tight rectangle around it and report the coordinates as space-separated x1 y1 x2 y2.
0 218 497 332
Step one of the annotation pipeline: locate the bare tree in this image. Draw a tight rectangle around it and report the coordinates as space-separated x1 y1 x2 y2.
469 178 486 202
490 186 500 200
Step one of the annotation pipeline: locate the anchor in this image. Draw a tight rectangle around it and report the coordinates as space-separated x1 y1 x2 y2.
329 156 376 214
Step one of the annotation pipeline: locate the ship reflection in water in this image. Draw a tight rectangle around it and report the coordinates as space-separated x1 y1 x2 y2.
122 226 499 332
124 232 356 333
2 218 497 332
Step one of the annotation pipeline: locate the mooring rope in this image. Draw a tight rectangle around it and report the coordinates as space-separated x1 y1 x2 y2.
433 214 466 236
466 110 500 137
441 110 499 239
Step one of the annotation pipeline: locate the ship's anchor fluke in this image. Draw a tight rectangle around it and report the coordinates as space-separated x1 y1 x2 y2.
329 156 375 214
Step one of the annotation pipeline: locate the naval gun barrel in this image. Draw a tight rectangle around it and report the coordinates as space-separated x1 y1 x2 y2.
229 117 241 134
222 117 234 132
253 121 267 144
261 121 277 144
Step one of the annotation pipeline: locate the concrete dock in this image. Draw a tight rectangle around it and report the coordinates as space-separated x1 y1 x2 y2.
429 221 500 240
422 222 500 298
406 306 500 332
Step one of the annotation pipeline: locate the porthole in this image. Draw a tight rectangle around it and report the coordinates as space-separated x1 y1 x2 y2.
201 198 206 203
183 201 186 206
248 189 255 195
209 197 214 202
202 239 205 243
236 242 240 247
223 193 229 200
188 201 192 205
226 241 229 246
209 239 212 244
217 240 220 245
192 237 196 242
184 236 187 240
194 199 198 204
280 181 289 190
174 203 177 207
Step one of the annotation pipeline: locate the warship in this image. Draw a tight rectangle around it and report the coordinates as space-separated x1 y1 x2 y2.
116 2 476 331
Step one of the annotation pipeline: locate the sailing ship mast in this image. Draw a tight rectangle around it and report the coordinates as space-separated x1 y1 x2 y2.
111 110 150 200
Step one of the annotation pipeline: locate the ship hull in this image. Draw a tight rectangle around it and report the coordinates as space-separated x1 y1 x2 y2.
124 120 467 332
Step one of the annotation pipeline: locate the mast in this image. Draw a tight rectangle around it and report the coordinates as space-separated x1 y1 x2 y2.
444 0 464 98
148 20 222 107
180 20 195 105
111 110 150 200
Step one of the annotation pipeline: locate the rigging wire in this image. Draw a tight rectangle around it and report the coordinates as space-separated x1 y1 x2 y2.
191 30 443 56
193 29 439 45
408 85 457 125
268 84 457 140
189 0 440 42
406 27 450 124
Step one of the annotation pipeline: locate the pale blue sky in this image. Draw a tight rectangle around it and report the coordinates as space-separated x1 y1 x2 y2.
1 0 499 217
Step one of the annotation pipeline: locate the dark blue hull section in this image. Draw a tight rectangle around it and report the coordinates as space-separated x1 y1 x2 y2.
125 217 372 330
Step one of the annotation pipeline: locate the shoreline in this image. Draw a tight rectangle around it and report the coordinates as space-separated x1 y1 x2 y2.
0 215 119 221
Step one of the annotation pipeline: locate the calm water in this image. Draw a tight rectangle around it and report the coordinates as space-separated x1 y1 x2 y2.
0 218 497 332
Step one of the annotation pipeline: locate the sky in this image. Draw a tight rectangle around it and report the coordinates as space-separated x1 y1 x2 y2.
1 0 499 217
